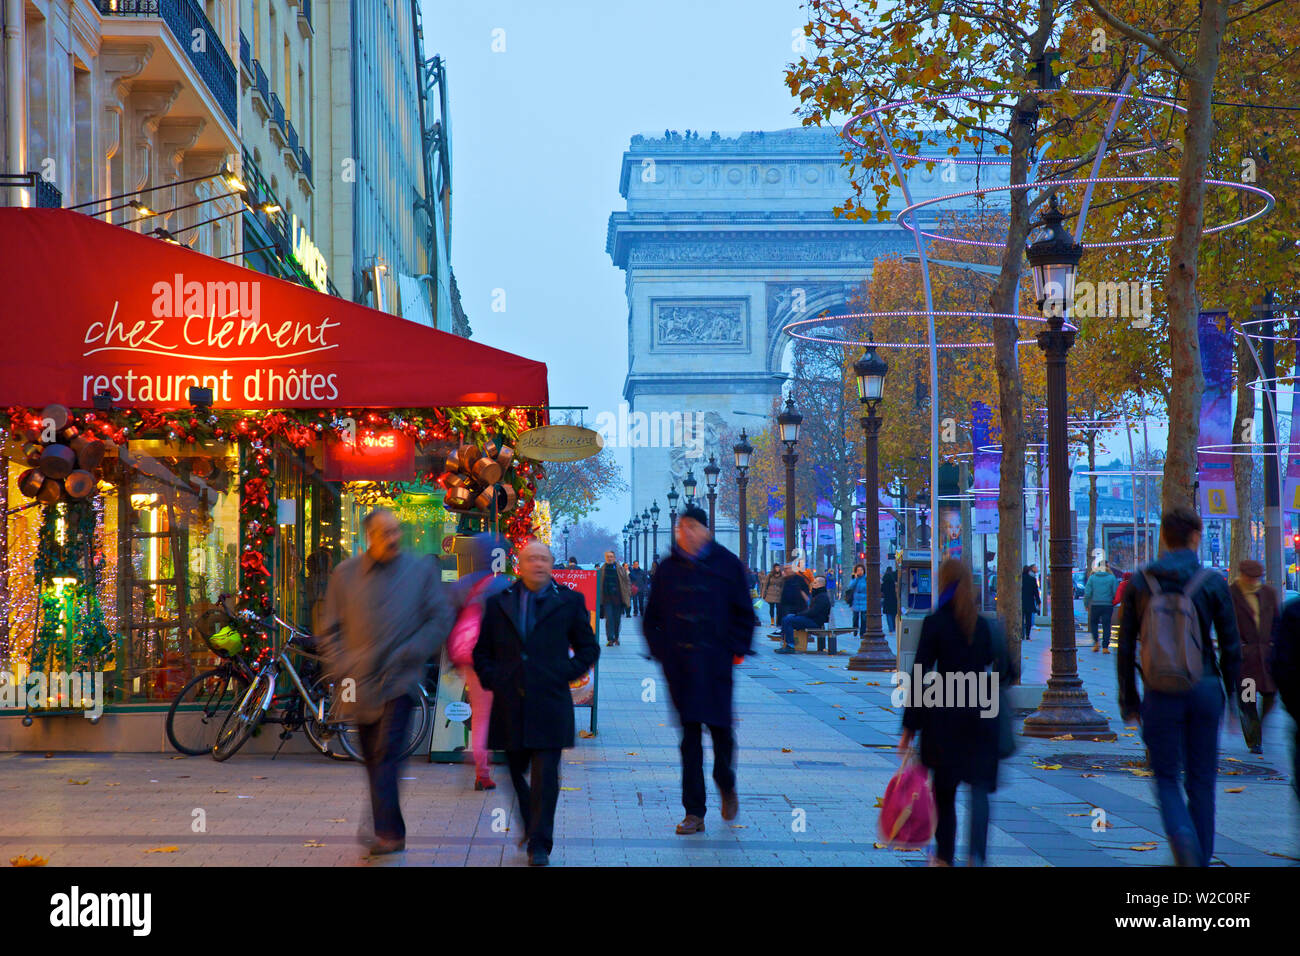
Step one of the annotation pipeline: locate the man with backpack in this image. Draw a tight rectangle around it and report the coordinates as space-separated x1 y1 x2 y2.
1117 506 1242 867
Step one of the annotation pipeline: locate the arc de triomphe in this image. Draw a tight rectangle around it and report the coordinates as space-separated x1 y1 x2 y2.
606 126 1004 560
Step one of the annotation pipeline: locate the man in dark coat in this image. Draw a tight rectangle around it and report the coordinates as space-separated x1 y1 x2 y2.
1229 559 1279 753
777 565 810 624
643 505 756 834
629 560 648 616
473 539 600 866
596 550 631 646
1021 565 1040 640
881 565 899 634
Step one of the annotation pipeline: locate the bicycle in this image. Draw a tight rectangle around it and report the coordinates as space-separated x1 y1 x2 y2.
165 595 256 756
211 615 430 762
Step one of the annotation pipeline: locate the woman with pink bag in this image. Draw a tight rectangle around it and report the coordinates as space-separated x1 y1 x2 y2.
448 534 512 790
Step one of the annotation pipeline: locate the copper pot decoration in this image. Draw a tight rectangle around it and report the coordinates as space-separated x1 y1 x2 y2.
39 444 76 480
17 468 45 498
36 478 64 504
39 404 69 433
496 483 518 514
64 470 96 499
471 456 503 486
71 434 106 471
444 485 474 510
496 445 514 471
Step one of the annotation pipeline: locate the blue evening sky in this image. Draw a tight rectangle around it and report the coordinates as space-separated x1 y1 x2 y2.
423 0 810 536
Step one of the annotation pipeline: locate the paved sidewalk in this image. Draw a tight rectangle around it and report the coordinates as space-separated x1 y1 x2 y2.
0 611 1296 866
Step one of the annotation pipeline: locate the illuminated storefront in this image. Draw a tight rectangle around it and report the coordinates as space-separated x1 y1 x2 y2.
0 209 548 721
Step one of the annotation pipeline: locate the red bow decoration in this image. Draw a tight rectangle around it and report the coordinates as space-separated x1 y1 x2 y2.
240 550 270 578
243 478 270 509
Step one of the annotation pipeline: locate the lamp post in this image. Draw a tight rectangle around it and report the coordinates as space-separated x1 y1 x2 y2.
641 508 651 567
734 430 753 566
1022 193 1114 740
562 525 571 563
915 493 930 549
630 516 640 566
778 397 802 564
621 523 629 564
650 500 660 559
667 485 679 538
704 455 720 533
683 470 698 508
850 349 895 670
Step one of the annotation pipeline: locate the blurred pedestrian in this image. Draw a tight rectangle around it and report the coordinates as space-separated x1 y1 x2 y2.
776 575 831 654
629 560 648 616
1229 559 1279 754
1271 596 1300 802
762 563 784 625
846 563 869 637
881 564 899 635
1083 559 1119 653
1117 507 1241 867
1021 565 1040 640
899 559 1015 866
473 540 599 866
643 505 756 834
448 533 512 791
320 507 453 856
777 564 810 625
597 549 631 647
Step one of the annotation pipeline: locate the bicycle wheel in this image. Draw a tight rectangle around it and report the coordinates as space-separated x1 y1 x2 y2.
166 667 250 756
301 676 353 761
335 687 430 763
211 667 275 761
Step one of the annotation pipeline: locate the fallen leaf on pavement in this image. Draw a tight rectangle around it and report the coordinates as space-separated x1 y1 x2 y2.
578 730 595 738
1121 733 1135 737
169 755 186 760
145 846 179 854
560 786 581 791
1051 735 1075 741
874 797 884 808
213 789 229 793
626 752 638 756
303 841 325 848
864 682 880 686
105 783 120 787
10 855 47 867
807 680 825 685
1225 757 1242 762
1128 843 1159 851
1128 769 1154 777
838 715 846 720
781 748 792 753
327 818 346 823
68 779 89 785
1081 773 1099 778
253 776 267 779
1033 763 1062 770
1224 787 1245 793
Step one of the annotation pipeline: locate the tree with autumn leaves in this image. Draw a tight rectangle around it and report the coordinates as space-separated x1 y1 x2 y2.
787 0 1299 658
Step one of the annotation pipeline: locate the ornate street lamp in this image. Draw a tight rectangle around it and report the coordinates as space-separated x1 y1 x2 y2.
683 469 698 507
621 522 629 564
1022 193 1113 741
778 397 802 563
849 349 894 671
630 515 640 566
641 508 651 567
734 429 753 566
704 455 720 533
667 485 679 538
650 500 660 558
562 524 571 563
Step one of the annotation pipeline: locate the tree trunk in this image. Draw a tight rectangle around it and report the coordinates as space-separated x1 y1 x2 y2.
1230 330 1255 575
1162 0 1228 512
989 79 1046 676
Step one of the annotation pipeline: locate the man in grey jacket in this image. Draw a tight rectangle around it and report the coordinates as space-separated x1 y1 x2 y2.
320 507 453 855
1082 560 1119 653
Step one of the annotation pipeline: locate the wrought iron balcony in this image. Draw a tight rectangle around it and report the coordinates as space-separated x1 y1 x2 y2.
35 178 63 209
239 30 251 77
269 93 286 146
95 0 237 128
297 0 313 37
299 149 312 185
286 121 299 154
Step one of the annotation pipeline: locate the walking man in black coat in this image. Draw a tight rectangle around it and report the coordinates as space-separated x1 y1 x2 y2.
473 539 600 866
643 505 757 834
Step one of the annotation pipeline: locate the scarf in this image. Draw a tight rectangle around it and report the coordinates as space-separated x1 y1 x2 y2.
1241 578 1261 631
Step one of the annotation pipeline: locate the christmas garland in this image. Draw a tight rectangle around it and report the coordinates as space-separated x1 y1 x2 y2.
4 404 545 654
28 500 112 679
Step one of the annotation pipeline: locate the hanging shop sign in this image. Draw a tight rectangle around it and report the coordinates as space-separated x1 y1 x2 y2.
290 214 328 293
515 424 603 462
0 209 549 411
321 430 416 482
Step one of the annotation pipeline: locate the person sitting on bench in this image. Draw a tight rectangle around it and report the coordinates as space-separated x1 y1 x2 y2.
776 577 831 655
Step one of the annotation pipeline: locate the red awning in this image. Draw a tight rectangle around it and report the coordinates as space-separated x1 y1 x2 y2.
0 209 548 410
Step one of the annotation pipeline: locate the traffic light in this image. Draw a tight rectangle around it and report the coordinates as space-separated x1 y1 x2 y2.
1293 533 1300 551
